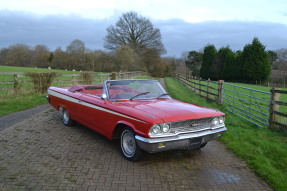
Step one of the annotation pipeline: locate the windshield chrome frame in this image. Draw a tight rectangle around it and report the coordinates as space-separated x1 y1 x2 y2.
102 79 169 101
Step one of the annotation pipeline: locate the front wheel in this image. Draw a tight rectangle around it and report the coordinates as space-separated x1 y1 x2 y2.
120 127 143 162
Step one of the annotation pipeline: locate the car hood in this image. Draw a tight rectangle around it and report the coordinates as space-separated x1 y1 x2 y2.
116 98 224 123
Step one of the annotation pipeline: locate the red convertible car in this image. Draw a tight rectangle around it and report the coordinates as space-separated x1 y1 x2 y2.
47 79 226 161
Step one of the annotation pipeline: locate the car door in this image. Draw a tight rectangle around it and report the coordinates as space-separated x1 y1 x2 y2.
76 93 114 136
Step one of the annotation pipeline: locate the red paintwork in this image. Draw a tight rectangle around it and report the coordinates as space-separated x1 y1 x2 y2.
48 84 225 140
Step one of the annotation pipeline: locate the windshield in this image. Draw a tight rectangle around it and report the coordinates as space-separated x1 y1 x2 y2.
106 80 169 100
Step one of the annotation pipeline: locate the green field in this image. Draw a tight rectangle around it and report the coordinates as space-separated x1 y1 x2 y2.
0 65 80 73
166 77 287 191
0 65 111 94
0 65 79 90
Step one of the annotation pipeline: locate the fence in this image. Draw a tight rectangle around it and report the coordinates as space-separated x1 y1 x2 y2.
269 88 287 132
0 71 145 92
174 73 221 103
223 83 270 128
174 73 287 132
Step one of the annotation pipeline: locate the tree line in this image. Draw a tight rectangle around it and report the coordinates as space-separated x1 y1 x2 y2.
186 38 282 82
0 12 175 77
0 40 175 77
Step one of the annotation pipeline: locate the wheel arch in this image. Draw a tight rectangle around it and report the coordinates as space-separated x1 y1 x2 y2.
112 121 135 140
57 104 66 111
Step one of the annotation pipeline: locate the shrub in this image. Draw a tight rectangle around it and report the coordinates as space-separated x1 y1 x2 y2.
78 71 94 84
25 72 60 94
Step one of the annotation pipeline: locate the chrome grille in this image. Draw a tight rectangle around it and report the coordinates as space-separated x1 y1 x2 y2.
170 118 213 134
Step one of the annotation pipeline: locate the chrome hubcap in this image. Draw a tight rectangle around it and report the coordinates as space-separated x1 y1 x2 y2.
122 130 136 157
63 109 69 124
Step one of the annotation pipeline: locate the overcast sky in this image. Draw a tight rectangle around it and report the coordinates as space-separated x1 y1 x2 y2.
1 0 287 57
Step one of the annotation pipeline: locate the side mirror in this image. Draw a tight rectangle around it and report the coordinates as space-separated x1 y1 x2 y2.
101 93 107 100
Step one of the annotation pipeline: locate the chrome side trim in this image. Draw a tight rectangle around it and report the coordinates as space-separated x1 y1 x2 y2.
48 89 148 124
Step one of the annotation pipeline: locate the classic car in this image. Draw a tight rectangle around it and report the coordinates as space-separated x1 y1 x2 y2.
47 79 226 161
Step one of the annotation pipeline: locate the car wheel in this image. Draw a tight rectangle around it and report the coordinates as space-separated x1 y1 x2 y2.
60 107 75 126
120 127 143 162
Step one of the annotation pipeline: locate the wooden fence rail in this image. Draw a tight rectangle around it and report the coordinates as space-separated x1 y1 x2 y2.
0 71 145 92
174 73 222 103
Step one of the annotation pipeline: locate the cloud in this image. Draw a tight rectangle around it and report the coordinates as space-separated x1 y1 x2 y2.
1 10 287 57
0 10 113 50
155 19 287 56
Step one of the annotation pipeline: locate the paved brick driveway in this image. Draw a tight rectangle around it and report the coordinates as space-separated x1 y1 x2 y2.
0 107 272 191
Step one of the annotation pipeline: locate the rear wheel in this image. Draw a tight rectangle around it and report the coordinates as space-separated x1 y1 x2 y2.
120 127 143 162
60 107 75 126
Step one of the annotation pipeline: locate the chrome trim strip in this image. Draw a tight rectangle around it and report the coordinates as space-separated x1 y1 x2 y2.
135 126 227 144
48 89 148 124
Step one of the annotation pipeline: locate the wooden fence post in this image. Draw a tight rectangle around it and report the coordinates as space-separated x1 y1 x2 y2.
199 77 202 96
13 74 19 92
207 78 210 100
193 76 196 92
111 72 117 80
269 88 281 129
72 74 76 85
194 77 197 93
191 76 194 91
218 80 224 105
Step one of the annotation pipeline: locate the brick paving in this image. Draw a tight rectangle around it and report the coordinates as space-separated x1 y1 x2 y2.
0 107 273 191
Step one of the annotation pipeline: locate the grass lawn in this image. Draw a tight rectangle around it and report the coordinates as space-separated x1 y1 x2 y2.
0 92 47 117
165 77 287 191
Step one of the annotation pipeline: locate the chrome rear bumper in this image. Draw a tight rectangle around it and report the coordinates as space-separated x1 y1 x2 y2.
135 126 226 153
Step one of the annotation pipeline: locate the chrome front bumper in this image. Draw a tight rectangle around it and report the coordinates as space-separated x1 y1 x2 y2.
135 126 227 153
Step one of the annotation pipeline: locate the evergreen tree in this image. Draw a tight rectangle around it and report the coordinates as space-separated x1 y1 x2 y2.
217 46 236 80
214 46 234 80
185 51 203 77
235 50 243 81
241 38 271 81
200 44 217 79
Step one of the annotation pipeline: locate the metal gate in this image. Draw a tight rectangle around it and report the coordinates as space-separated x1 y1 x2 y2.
223 83 270 128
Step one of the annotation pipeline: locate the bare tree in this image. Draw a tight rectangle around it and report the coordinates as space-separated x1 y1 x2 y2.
66 39 86 70
6 44 31 67
104 11 166 55
51 47 69 70
115 45 137 71
31 45 50 68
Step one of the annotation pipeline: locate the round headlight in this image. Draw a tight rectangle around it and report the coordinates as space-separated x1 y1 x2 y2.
152 125 161 134
219 116 224 124
212 117 219 126
162 124 170 133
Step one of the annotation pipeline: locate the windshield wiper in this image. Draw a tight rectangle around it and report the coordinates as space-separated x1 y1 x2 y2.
157 93 170 99
130 92 150 100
